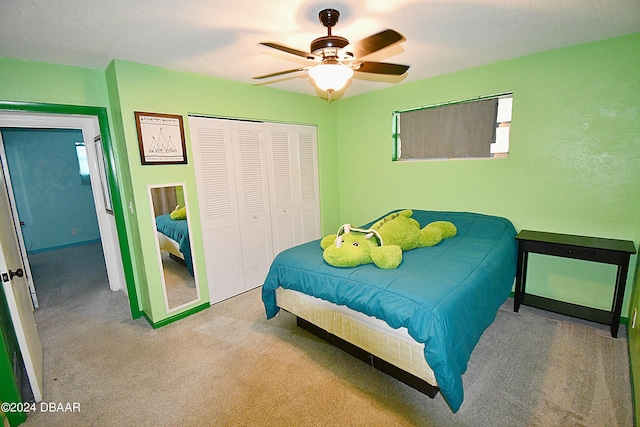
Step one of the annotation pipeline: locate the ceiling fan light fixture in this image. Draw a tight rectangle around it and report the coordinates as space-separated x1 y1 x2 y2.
308 63 354 92
254 8 409 99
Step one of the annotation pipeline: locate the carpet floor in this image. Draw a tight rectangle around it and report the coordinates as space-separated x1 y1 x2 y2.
20 243 633 426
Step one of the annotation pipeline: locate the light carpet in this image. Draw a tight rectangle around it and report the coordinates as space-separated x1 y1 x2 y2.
20 243 633 426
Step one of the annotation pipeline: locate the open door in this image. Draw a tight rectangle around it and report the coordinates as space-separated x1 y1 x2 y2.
0 159 43 402
0 132 38 309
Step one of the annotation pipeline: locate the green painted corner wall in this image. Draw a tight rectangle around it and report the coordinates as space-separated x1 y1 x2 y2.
333 32 640 316
106 60 338 323
628 257 640 424
104 61 148 317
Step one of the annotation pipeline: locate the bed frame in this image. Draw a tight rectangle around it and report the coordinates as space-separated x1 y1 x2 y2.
295 316 439 397
157 232 183 260
157 231 188 268
275 287 440 398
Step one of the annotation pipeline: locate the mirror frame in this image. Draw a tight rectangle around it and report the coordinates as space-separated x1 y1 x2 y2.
147 183 200 313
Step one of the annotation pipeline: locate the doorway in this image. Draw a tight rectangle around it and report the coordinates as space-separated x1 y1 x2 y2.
0 111 127 309
1 127 111 308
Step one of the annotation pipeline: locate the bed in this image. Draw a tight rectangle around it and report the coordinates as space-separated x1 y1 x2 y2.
262 210 517 412
155 213 194 276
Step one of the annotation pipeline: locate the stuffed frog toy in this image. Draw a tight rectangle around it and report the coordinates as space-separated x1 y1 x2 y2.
320 209 457 269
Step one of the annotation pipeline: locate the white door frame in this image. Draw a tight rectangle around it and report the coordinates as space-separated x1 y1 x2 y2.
0 111 126 296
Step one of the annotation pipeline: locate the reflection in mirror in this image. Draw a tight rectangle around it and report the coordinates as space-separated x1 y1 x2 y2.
148 184 199 312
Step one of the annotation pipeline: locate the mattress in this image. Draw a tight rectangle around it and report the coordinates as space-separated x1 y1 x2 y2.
276 287 437 386
157 231 183 259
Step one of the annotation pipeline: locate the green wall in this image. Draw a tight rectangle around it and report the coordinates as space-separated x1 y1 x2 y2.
105 60 337 323
1 33 638 322
334 32 640 315
0 58 109 106
0 275 26 426
629 257 640 424
0 57 143 317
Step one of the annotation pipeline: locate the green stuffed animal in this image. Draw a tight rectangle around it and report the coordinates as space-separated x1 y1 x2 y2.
320 209 457 269
170 205 187 220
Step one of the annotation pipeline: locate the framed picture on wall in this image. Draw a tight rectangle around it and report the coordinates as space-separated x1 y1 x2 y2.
135 111 187 165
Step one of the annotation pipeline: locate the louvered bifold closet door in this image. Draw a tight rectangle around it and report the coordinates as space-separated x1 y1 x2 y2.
229 121 274 290
265 123 320 256
296 128 320 243
189 117 245 303
265 124 297 255
190 117 318 303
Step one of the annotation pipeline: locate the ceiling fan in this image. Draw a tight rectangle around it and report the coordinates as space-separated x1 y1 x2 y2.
253 8 409 100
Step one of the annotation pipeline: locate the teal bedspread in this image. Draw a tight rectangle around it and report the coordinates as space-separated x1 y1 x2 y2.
261 210 517 412
155 214 194 276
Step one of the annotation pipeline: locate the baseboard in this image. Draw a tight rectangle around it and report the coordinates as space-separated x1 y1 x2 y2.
29 239 101 254
143 302 209 329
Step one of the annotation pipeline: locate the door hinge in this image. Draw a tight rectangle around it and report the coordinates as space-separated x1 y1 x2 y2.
9 268 23 279
1 272 8 283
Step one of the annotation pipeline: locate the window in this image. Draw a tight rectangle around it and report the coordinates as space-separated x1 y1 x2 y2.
75 142 91 185
392 93 512 161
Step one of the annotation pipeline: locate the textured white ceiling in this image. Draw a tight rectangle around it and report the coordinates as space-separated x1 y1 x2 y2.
1 0 639 98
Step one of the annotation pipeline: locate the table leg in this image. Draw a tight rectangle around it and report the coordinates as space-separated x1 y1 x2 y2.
610 257 630 338
514 243 528 312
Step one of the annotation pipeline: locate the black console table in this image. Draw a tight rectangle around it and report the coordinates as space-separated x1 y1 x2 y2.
514 230 636 338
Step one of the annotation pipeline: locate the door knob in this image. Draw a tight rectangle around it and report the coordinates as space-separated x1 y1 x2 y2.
9 268 23 279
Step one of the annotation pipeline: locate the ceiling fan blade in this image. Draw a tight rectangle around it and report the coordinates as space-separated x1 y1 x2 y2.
252 67 308 80
355 61 409 75
260 42 314 60
347 29 405 59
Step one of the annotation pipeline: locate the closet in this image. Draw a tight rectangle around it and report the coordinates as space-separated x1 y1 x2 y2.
189 117 320 303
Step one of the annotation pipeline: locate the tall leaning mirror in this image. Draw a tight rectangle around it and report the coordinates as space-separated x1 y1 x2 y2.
148 183 199 312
